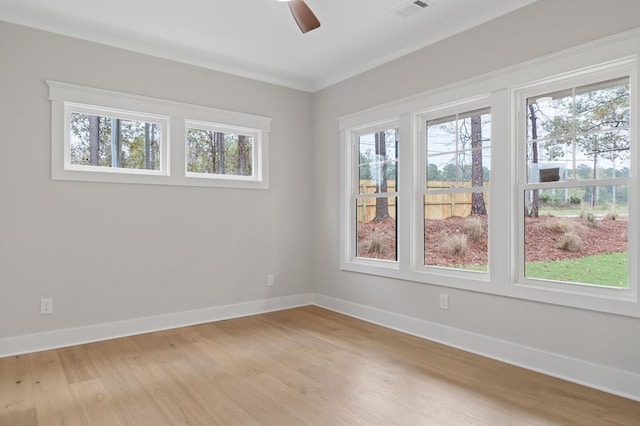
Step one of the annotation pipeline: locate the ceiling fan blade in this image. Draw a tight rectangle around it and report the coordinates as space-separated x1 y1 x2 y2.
288 0 321 33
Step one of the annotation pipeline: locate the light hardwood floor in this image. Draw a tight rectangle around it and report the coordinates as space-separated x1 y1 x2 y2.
1 306 639 425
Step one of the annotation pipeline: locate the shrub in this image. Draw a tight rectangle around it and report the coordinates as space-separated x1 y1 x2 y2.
569 196 581 205
444 234 468 256
557 232 583 252
545 218 574 234
538 192 552 204
366 231 385 254
463 216 485 241
605 210 618 221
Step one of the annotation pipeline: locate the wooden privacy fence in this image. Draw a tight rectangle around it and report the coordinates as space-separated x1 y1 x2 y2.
357 180 488 222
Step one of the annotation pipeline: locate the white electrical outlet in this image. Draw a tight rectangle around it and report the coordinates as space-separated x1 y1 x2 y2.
267 274 274 286
40 298 53 315
439 294 449 310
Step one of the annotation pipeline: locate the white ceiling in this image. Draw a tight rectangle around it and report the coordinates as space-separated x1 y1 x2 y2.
0 0 538 92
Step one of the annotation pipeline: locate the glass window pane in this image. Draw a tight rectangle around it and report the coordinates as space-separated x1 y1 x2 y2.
356 197 397 261
576 78 630 133
427 109 491 189
358 129 398 194
187 129 254 176
458 111 491 150
527 140 571 183
527 89 573 141
427 153 456 188
70 113 161 170
524 186 628 288
424 192 488 271
458 148 491 188
427 115 457 155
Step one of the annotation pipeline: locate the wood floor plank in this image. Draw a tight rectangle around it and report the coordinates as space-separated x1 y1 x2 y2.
0 355 37 426
161 359 261 425
83 339 173 426
29 350 84 426
125 353 214 425
69 379 123 426
58 345 99 384
2 307 639 425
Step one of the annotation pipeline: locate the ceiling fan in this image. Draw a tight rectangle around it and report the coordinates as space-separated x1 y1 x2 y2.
278 0 321 33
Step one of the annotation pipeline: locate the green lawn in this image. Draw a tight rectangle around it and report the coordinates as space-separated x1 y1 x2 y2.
526 252 628 287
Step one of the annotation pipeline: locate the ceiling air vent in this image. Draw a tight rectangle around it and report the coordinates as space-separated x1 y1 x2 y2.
393 1 429 18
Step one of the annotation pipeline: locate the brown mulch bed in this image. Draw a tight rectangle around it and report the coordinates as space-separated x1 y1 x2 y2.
524 216 627 262
357 215 627 266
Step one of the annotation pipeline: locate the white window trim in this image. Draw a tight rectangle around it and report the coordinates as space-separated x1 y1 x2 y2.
48 81 271 189
339 29 640 318
512 61 637 305
416 97 492 277
341 119 401 273
63 102 170 177
184 120 264 183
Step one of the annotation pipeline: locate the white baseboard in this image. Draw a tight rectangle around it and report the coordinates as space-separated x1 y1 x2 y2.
0 293 313 358
313 294 640 402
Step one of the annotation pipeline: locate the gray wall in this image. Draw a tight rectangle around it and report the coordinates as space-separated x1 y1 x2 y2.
311 0 640 373
0 20 313 338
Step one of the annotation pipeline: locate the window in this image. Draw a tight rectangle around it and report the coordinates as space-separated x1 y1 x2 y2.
422 107 491 272
341 121 399 268
67 104 167 175
339 30 639 317
355 126 399 262
49 81 270 188
185 121 262 182
518 76 631 289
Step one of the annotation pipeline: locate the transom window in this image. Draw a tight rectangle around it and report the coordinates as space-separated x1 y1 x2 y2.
67 104 166 175
48 81 270 189
186 121 261 181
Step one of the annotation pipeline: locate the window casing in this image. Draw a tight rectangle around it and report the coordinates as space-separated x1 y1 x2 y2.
339 31 639 317
65 103 169 176
343 121 400 270
514 66 635 300
185 120 263 183
49 81 270 189
420 105 491 273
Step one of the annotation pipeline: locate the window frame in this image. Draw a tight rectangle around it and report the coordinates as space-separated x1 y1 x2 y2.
513 63 637 302
64 102 169 176
184 120 263 183
342 119 401 272
417 99 492 276
338 30 640 317
49 81 271 189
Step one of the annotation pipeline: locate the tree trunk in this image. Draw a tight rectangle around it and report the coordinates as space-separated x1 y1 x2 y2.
209 131 216 172
215 132 225 174
470 115 486 215
110 118 120 168
374 131 390 221
237 135 248 175
88 115 100 166
528 104 539 218
144 122 151 170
